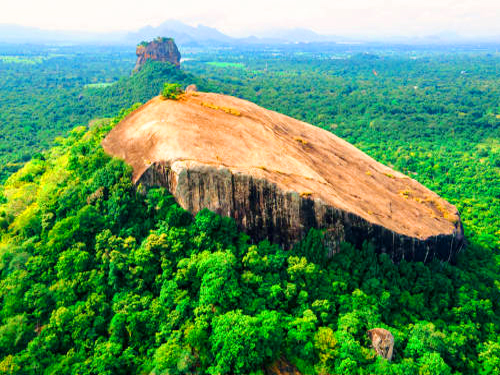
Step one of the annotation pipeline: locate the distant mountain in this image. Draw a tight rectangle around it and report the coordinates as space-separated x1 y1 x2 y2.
0 21 498 46
414 31 499 45
359 31 500 45
0 24 125 44
127 22 346 46
0 21 235 46
252 28 339 43
125 20 233 45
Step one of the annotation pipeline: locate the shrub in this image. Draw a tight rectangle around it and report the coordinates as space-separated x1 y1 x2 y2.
161 83 183 100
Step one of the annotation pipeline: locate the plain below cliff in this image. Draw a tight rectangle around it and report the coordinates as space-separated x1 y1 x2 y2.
102 91 464 261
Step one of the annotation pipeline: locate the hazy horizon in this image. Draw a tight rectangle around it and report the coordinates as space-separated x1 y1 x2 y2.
3 0 500 39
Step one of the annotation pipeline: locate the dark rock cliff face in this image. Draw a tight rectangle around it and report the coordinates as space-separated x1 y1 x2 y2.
134 37 181 71
138 161 464 263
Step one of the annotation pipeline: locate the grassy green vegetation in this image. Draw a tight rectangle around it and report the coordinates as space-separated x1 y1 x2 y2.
84 82 115 89
161 83 183 100
0 103 499 374
0 56 45 64
206 61 245 69
139 37 175 47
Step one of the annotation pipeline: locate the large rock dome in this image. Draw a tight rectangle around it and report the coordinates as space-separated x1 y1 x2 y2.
102 91 464 262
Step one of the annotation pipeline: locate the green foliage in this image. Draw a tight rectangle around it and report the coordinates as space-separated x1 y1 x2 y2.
0 110 498 374
209 310 282 374
161 83 183 100
139 37 174 46
0 45 498 374
0 45 205 182
478 340 500 375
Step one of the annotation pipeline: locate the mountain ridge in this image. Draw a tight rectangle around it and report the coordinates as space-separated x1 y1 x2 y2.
2 21 499 45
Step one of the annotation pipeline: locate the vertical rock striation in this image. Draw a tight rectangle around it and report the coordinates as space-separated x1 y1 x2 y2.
138 160 463 262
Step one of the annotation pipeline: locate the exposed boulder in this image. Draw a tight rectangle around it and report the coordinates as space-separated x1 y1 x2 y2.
102 91 464 262
134 37 181 71
185 84 198 93
367 328 395 361
265 357 302 375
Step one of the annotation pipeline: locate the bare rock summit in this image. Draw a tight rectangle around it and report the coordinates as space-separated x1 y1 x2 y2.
102 91 464 262
134 37 181 71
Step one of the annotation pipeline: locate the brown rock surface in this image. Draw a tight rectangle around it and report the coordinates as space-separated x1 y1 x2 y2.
367 328 395 361
265 357 302 375
134 37 180 71
101 91 464 262
185 84 198 93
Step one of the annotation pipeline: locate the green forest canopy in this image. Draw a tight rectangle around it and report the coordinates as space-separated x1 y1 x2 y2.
0 45 498 374
0 50 202 181
0 102 498 375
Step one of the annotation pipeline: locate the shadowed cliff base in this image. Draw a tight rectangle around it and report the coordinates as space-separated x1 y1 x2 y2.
102 91 464 262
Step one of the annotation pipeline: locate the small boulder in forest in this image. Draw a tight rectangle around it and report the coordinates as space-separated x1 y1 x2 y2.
367 328 394 361
185 84 198 93
265 357 302 375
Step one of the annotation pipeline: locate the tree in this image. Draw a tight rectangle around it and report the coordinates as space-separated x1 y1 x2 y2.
478 340 500 375
161 83 183 100
209 310 282 374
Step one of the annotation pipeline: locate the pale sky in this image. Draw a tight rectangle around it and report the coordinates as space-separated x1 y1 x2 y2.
2 0 500 37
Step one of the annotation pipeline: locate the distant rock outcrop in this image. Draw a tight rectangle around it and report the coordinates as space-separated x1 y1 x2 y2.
102 91 464 263
367 328 394 361
134 37 181 71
